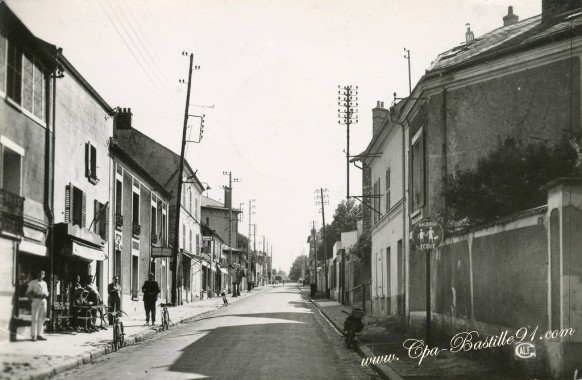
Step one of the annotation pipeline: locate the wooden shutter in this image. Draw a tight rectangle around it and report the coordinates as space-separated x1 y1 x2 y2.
90 145 97 179
94 200 100 235
81 191 87 228
104 203 109 241
64 184 71 223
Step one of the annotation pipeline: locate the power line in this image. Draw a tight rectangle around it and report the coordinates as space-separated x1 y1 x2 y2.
113 0 171 90
97 0 166 97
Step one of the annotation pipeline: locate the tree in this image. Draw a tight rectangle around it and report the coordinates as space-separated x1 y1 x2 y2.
288 255 309 281
237 233 249 251
446 137 581 226
317 198 361 259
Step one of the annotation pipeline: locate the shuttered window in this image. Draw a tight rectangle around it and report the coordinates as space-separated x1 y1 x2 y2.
85 142 98 183
94 200 109 240
411 129 425 211
6 41 22 104
66 184 86 228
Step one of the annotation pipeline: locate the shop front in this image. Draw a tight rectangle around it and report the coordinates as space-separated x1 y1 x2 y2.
52 223 106 332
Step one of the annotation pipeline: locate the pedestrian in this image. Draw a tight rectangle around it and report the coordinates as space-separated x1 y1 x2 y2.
108 276 121 325
221 288 228 306
25 270 49 341
247 280 252 293
141 273 160 325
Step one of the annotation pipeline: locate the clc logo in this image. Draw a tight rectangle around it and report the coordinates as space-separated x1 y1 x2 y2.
515 342 536 359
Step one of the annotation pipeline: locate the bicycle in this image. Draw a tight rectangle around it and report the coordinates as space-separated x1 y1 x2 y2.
107 310 127 352
159 303 173 331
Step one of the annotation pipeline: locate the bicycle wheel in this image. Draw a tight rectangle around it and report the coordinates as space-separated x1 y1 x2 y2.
163 309 169 330
112 323 119 351
118 321 125 348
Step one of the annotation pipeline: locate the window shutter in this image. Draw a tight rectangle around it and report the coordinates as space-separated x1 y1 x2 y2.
85 142 90 178
419 131 425 207
94 200 99 235
81 191 87 228
408 145 413 213
65 184 71 224
104 203 109 241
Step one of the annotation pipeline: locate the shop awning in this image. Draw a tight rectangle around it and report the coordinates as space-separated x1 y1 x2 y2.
72 241 106 261
218 266 229 274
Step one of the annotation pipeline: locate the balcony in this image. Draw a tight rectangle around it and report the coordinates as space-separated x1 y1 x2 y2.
132 223 141 238
115 213 124 230
0 189 24 236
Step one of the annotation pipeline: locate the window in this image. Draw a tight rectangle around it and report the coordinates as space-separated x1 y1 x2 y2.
65 185 86 228
189 229 192 253
151 205 157 239
411 129 425 211
1 141 23 195
385 167 391 212
188 187 192 214
85 142 98 183
132 190 140 225
6 41 22 104
162 204 167 245
196 234 200 255
94 200 108 240
115 179 122 215
182 224 186 250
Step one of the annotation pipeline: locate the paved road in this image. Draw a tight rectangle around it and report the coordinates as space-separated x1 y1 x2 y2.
54 285 379 380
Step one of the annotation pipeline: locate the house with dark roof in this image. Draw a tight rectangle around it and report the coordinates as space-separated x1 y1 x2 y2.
113 112 206 305
360 1 582 376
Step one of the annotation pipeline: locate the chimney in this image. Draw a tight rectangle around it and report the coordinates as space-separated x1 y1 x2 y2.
224 187 232 209
372 101 388 136
114 107 132 130
542 0 581 21
503 6 519 26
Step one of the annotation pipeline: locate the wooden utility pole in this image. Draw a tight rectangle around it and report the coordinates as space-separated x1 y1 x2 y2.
172 53 194 305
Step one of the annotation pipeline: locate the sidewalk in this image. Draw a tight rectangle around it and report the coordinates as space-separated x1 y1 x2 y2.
297 285 522 380
0 287 265 380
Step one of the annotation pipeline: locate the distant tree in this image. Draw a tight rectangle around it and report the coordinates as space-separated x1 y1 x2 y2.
317 199 361 259
237 233 249 251
447 137 581 226
288 255 309 281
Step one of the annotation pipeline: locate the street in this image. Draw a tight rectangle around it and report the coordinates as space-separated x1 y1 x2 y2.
53 285 379 380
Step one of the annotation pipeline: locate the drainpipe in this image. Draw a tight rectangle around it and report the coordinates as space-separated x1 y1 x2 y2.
441 86 448 227
46 49 62 330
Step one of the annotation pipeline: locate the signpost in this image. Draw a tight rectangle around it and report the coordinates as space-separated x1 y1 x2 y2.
412 218 444 344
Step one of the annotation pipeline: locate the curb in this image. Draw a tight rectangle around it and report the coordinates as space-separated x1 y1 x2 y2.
25 287 266 380
296 286 403 380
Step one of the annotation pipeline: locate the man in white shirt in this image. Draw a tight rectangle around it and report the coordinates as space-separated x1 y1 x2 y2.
25 270 49 341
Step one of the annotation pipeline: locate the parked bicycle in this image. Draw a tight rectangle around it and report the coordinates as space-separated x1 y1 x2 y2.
342 308 365 348
159 303 173 331
108 310 127 352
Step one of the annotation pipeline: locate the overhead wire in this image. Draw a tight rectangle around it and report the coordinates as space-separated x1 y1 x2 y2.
112 0 171 91
97 0 166 97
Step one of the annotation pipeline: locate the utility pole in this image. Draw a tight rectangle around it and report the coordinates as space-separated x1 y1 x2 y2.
172 52 196 305
223 171 240 296
404 48 412 95
311 220 317 293
315 188 329 296
338 85 359 199
262 235 266 286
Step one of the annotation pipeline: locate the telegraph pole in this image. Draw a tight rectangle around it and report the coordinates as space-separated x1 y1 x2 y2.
223 171 240 296
338 85 359 199
316 188 329 296
172 52 196 305
311 220 317 292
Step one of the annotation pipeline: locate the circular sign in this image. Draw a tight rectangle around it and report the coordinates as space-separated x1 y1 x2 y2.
412 218 444 251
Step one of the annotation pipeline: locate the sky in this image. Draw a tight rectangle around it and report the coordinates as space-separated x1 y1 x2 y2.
9 0 540 274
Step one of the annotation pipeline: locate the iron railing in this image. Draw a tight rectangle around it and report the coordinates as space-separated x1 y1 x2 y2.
0 189 24 236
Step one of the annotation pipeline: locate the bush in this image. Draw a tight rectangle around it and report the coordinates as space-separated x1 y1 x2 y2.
446 137 581 226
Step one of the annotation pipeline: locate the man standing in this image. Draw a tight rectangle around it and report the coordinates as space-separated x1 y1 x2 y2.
26 270 49 341
141 273 160 325
108 276 121 325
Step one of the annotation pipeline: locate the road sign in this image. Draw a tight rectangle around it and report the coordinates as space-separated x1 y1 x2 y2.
412 218 444 251
151 246 173 258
